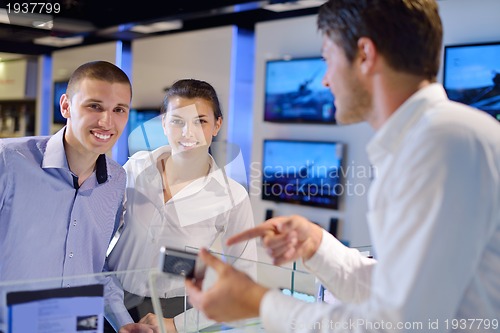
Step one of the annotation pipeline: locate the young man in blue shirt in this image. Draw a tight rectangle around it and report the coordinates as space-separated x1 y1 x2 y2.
0 61 156 333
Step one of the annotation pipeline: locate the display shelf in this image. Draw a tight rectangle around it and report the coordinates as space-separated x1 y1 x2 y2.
0 99 36 138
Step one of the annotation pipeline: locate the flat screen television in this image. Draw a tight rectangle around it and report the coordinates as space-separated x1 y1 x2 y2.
264 57 336 124
443 41 500 121
53 81 69 124
261 139 344 209
128 108 161 134
127 108 167 155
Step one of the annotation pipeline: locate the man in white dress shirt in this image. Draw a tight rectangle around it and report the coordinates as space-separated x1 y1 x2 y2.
183 0 500 332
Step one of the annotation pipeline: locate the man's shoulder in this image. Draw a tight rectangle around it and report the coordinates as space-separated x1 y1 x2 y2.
0 135 50 158
422 102 500 142
105 156 127 179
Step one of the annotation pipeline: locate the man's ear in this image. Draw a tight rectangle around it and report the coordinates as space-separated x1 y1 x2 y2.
357 37 377 75
60 94 71 119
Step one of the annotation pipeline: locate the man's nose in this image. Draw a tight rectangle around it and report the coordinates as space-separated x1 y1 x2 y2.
98 110 113 128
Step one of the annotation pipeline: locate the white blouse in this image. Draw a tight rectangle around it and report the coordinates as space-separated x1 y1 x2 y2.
108 145 257 299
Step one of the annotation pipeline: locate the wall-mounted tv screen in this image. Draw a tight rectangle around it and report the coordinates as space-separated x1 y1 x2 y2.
127 108 167 156
443 41 500 121
264 57 336 124
53 81 69 124
128 109 161 134
261 140 344 209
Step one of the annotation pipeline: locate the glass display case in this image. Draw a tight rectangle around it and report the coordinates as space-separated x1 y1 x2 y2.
0 245 372 333
0 249 315 333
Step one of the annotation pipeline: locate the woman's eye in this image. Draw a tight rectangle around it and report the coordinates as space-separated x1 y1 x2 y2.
170 119 184 126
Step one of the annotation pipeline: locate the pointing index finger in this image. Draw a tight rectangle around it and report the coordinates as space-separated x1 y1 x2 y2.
226 225 267 245
226 216 288 246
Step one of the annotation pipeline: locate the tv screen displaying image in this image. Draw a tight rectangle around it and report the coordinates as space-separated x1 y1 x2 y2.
443 41 500 121
264 57 336 124
53 81 68 124
261 140 344 209
128 109 161 134
127 108 167 155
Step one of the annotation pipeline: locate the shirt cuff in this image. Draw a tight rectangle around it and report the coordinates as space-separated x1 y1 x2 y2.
104 304 134 331
260 289 294 333
303 230 335 269
302 229 359 276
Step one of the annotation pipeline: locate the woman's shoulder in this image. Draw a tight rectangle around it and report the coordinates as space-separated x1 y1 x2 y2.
124 146 171 172
128 150 152 161
224 176 251 203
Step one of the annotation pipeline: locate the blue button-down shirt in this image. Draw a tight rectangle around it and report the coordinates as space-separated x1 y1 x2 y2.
0 128 131 328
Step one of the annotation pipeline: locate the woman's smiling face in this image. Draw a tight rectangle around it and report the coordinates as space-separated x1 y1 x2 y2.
162 96 222 155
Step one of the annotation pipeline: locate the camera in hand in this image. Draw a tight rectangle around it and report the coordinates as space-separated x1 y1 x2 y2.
159 247 206 280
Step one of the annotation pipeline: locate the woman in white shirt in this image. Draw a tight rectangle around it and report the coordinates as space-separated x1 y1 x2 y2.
108 79 257 332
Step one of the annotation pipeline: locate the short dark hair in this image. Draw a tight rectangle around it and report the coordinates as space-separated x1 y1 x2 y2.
161 79 223 120
66 61 132 99
317 0 443 81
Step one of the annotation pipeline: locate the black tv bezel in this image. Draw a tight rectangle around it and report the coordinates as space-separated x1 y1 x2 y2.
260 138 344 210
442 40 500 121
263 56 336 125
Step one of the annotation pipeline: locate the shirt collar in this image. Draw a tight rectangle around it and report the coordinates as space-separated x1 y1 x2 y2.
95 154 108 184
172 155 228 200
366 83 448 165
206 155 230 189
142 145 228 192
42 126 108 184
42 127 69 170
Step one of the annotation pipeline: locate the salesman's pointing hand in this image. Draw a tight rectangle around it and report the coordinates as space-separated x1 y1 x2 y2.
227 215 324 265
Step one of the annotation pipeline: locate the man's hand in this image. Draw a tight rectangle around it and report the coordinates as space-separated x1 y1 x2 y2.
185 249 269 322
227 215 323 265
118 322 159 333
139 315 176 333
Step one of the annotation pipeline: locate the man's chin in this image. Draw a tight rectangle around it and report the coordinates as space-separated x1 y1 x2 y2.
91 144 115 156
334 113 365 126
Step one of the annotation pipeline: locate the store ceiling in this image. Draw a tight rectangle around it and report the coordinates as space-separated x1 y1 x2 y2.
0 0 323 59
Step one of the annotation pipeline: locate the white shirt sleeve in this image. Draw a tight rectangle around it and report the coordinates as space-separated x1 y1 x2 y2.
304 230 376 303
260 232 377 333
